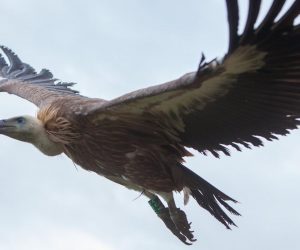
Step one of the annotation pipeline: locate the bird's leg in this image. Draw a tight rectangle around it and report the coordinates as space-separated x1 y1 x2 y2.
163 192 196 243
144 191 193 245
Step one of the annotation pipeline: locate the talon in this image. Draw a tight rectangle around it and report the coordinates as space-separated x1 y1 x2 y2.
170 208 196 242
148 195 196 244
190 237 197 242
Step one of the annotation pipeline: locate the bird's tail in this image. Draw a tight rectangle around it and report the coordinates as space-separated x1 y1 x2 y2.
174 164 240 229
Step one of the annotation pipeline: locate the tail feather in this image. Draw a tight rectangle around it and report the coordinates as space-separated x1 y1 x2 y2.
191 190 238 229
215 196 240 216
178 164 240 229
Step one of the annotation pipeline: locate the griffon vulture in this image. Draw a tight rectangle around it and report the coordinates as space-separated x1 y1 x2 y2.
0 0 299 245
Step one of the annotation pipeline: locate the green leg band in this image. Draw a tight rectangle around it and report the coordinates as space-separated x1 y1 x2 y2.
148 196 165 214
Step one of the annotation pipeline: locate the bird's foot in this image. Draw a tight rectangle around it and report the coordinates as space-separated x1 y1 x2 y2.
158 208 196 245
148 196 195 245
169 208 196 244
157 208 196 245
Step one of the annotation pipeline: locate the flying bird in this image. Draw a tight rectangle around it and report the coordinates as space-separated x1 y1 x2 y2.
0 0 299 245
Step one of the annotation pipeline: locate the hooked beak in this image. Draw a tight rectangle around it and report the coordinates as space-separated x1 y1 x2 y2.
0 119 15 131
0 120 6 128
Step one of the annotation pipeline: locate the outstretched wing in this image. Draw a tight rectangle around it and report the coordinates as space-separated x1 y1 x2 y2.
0 46 79 107
87 0 300 157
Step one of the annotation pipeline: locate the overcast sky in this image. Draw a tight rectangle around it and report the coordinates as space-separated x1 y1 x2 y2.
0 0 299 250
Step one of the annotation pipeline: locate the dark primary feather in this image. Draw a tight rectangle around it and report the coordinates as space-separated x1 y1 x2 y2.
239 0 261 44
255 0 286 40
225 0 239 53
0 46 79 107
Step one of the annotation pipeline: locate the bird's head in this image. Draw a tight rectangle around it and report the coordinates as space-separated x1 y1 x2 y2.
0 115 41 142
0 115 63 156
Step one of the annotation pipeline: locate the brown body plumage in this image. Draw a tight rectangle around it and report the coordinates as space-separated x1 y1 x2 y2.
39 97 189 192
0 0 299 245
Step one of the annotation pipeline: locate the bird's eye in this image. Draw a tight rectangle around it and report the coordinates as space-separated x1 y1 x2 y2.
16 117 25 124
